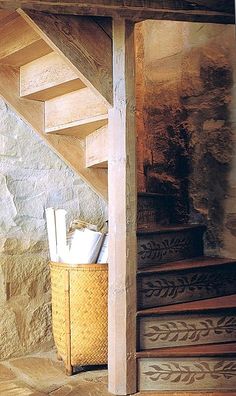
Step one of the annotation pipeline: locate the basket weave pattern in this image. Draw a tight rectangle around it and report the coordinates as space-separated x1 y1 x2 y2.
50 262 108 369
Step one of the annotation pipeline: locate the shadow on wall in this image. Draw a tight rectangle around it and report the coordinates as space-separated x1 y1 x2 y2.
136 21 236 255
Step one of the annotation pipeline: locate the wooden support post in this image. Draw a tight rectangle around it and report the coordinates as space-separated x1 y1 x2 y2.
108 19 137 395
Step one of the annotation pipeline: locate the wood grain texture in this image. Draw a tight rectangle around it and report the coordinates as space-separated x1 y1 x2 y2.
18 9 113 105
138 356 236 391
137 193 173 229
0 13 51 66
138 310 236 350
20 51 85 100
137 226 204 268
108 19 137 395
86 125 108 168
0 1 234 24
0 64 108 200
45 88 108 137
137 262 236 309
137 294 236 316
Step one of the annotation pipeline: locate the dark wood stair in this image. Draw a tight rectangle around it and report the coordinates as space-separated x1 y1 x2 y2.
138 343 236 392
136 217 236 393
137 256 236 309
137 295 236 350
137 224 206 268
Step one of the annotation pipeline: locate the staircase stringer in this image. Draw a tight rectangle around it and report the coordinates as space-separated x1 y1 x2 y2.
0 64 108 201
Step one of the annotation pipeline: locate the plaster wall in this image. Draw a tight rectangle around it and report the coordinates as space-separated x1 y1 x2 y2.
137 20 236 255
0 99 107 359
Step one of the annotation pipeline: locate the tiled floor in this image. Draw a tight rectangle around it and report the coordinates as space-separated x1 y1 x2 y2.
0 350 111 395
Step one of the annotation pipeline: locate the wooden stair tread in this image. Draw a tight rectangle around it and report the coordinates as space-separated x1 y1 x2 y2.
136 343 236 358
20 51 85 101
0 13 52 66
137 256 236 275
137 294 236 317
137 223 206 235
138 192 175 198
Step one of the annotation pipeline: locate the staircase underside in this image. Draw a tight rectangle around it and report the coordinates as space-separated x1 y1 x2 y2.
0 9 110 200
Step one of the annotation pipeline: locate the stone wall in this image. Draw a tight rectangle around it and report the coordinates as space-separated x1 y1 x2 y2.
137 21 236 255
0 99 107 359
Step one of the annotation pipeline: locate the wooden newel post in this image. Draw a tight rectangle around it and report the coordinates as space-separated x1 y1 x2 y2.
108 18 137 396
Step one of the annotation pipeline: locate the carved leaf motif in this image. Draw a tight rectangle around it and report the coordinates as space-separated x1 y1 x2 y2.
138 237 192 261
143 316 236 344
141 271 236 301
143 361 236 384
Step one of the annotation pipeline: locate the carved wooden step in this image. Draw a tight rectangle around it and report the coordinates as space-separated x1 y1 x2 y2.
137 192 174 229
20 52 85 101
0 13 51 66
45 88 108 138
137 295 236 350
137 224 205 269
137 257 236 309
137 344 236 392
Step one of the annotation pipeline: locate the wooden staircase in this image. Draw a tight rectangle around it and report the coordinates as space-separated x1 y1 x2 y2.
1 8 236 395
136 194 236 393
0 9 111 201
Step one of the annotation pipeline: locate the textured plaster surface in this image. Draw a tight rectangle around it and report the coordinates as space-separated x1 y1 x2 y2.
0 99 107 359
136 21 236 255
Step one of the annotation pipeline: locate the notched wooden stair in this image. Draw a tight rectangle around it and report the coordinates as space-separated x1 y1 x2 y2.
136 194 236 393
0 9 110 199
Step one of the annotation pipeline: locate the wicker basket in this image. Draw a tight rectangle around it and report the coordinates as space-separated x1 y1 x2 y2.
50 261 108 375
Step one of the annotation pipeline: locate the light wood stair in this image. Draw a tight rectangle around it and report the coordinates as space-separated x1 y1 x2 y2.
137 195 236 393
0 9 110 200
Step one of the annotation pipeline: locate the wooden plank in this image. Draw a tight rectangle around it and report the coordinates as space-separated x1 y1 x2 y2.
137 226 204 268
137 342 236 358
137 294 236 316
20 52 85 100
0 1 234 24
138 356 236 391
86 126 108 168
18 9 113 105
108 19 137 395
138 310 236 350
0 64 108 200
137 263 236 309
45 88 108 138
0 14 51 66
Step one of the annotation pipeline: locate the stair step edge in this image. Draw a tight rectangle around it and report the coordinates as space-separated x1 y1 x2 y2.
137 224 206 235
136 343 236 358
137 294 236 317
137 256 236 275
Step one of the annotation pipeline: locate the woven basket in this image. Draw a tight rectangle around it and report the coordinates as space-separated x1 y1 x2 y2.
50 262 108 375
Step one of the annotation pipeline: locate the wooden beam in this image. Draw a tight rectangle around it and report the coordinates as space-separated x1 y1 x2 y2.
108 19 137 395
86 125 108 168
0 1 234 24
18 9 113 105
0 64 108 200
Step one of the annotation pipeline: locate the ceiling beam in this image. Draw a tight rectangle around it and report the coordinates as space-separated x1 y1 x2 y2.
0 1 234 24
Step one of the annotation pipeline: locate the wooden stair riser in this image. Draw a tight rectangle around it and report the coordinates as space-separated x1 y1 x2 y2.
20 51 85 101
137 227 204 268
0 13 51 66
45 88 108 137
137 194 173 229
138 310 236 350
137 264 236 309
138 357 236 392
